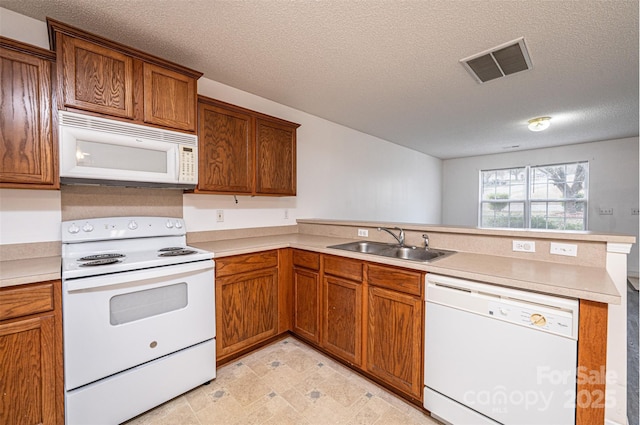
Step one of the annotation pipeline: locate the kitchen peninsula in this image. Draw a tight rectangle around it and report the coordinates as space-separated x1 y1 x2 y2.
0 217 634 424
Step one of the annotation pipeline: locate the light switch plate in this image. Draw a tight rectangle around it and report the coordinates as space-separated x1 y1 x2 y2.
357 229 369 237
599 207 613 215
216 210 224 222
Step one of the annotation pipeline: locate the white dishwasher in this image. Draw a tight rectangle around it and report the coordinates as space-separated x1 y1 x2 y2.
424 274 579 425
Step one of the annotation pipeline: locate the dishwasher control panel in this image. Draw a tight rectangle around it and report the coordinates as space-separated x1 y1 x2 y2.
425 274 579 340
487 300 574 337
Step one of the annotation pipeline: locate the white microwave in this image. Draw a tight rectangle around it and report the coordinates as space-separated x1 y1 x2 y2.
59 111 198 188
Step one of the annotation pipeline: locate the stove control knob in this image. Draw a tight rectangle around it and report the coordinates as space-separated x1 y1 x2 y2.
68 224 80 234
175 220 183 229
166 220 174 228
128 220 138 230
82 223 94 233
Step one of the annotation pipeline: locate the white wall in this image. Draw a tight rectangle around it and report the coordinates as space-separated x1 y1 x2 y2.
0 7 442 241
185 78 442 232
442 137 640 275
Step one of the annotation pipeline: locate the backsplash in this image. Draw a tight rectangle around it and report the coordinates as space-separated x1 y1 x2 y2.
61 185 183 221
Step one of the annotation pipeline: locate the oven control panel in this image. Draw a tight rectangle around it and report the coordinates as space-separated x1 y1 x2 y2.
62 217 187 242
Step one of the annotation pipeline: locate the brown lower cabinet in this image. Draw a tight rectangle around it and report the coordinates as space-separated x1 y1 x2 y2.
320 255 364 367
366 285 423 400
215 251 279 363
290 250 424 401
292 250 321 344
0 280 63 425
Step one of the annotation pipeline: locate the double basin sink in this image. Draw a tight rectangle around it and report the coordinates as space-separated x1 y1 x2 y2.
327 241 455 263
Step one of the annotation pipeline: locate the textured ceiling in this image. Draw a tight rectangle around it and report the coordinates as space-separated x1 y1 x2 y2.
1 1 638 159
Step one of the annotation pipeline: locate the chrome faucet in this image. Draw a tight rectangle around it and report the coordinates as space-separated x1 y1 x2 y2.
422 233 429 249
377 227 405 246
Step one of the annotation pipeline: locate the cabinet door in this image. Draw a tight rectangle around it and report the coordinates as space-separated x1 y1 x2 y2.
0 41 56 188
197 102 253 193
255 118 296 195
143 63 196 132
292 267 321 344
0 315 56 425
367 286 423 400
59 34 134 118
216 268 278 359
322 275 362 366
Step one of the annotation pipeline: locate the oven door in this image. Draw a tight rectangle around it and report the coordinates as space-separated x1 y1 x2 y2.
63 260 215 391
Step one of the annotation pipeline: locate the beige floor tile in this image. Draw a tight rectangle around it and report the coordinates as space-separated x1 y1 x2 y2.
126 336 442 425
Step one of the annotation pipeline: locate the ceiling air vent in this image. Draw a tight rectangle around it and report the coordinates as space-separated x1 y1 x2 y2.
461 37 532 83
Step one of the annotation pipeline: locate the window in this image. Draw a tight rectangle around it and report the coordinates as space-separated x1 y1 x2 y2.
480 161 588 230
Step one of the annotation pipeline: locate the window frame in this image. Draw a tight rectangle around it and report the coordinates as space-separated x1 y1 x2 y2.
478 161 589 230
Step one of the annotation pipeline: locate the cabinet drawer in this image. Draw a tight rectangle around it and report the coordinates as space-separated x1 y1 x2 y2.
216 250 278 277
0 282 55 321
323 255 363 282
293 250 320 270
367 264 423 297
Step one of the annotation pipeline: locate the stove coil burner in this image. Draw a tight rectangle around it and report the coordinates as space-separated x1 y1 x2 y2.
78 253 125 261
158 248 197 257
79 258 122 267
158 247 186 252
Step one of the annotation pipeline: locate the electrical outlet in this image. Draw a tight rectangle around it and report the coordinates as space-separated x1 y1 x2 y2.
512 240 535 253
550 242 578 257
216 210 224 222
284 209 289 219
357 229 369 237
599 207 613 215
632 208 640 215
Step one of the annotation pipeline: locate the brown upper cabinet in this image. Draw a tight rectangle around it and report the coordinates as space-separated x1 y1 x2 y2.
48 18 201 133
197 96 299 196
0 37 58 189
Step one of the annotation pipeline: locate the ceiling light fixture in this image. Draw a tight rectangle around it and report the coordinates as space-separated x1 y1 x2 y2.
527 116 551 132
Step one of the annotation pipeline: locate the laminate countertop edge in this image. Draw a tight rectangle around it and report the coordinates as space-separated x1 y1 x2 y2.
191 234 621 305
0 234 620 304
0 256 61 288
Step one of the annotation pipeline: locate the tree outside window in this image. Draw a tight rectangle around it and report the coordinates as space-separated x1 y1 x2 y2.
480 162 588 230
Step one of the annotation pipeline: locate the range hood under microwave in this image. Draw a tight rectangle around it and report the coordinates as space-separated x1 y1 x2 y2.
59 111 198 189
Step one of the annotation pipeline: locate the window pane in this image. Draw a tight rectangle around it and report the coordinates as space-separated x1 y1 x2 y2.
480 167 525 201
479 162 587 230
530 201 585 230
480 201 524 228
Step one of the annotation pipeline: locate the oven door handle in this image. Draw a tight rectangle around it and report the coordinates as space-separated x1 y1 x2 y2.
64 260 214 292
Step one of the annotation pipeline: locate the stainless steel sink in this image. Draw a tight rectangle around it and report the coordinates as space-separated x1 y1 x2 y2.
327 241 455 263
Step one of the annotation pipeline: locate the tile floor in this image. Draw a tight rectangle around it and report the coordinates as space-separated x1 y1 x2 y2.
124 337 441 425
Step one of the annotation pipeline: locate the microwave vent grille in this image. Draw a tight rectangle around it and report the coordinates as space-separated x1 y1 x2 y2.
59 111 197 145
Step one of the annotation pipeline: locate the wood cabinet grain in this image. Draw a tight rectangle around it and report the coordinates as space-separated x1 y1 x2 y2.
366 285 423 400
58 34 134 118
215 251 279 363
0 37 57 189
576 299 608 425
293 264 321 344
322 275 362 366
197 101 253 193
292 249 321 343
0 280 63 425
196 96 299 196
255 119 296 196
48 18 201 133
143 63 196 131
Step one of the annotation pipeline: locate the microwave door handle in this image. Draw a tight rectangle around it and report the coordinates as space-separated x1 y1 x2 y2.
175 146 180 180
